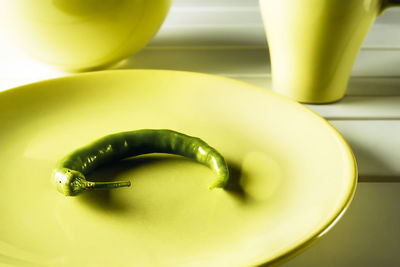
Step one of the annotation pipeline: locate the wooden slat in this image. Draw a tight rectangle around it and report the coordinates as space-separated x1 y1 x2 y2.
282 183 400 267
231 76 400 96
116 48 270 75
171 0 257 8
117 48 400 77
307 96 400 119
1 48 399 82
344 77 400 96
151 25 266 47
364 23 400 49
330 120 400 179
354 49 400 76
156 3 400 48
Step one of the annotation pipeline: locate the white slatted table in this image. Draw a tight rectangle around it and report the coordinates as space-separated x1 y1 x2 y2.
1 1 399 266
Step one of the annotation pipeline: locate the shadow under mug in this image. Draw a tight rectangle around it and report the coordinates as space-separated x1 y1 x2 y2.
259 0 400 103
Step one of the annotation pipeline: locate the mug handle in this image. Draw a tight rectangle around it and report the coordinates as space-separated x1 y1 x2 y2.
382 0 400 11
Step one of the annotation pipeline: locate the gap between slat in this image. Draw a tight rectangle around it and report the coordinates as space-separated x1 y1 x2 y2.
359 175 400 182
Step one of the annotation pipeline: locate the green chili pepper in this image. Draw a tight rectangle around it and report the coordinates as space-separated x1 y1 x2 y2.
52 129 229 196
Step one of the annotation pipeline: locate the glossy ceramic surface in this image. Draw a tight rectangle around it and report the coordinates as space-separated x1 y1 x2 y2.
0 70 357 266
0 0 172 71
259 0 400 103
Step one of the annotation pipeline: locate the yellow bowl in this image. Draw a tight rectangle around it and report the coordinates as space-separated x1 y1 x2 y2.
1 0 172 71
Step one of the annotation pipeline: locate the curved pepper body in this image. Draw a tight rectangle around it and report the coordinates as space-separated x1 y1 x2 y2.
52 129 229 196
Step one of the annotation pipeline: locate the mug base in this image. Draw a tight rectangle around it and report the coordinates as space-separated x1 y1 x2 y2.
274 90 346 104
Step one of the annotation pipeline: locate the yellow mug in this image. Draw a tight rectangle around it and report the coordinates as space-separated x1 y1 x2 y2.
1 0 172 72
259 0 400 103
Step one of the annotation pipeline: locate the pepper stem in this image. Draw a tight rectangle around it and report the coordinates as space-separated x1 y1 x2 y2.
85 180 131 190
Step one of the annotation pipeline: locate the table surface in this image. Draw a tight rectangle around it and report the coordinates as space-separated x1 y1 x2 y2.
0 1 399 266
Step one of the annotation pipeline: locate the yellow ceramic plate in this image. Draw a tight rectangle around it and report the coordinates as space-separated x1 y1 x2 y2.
0 70 357 266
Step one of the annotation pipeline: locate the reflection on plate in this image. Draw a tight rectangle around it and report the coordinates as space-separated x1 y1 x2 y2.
0 70 356 266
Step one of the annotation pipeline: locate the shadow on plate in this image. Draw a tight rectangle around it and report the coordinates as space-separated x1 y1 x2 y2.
78 155 252 213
